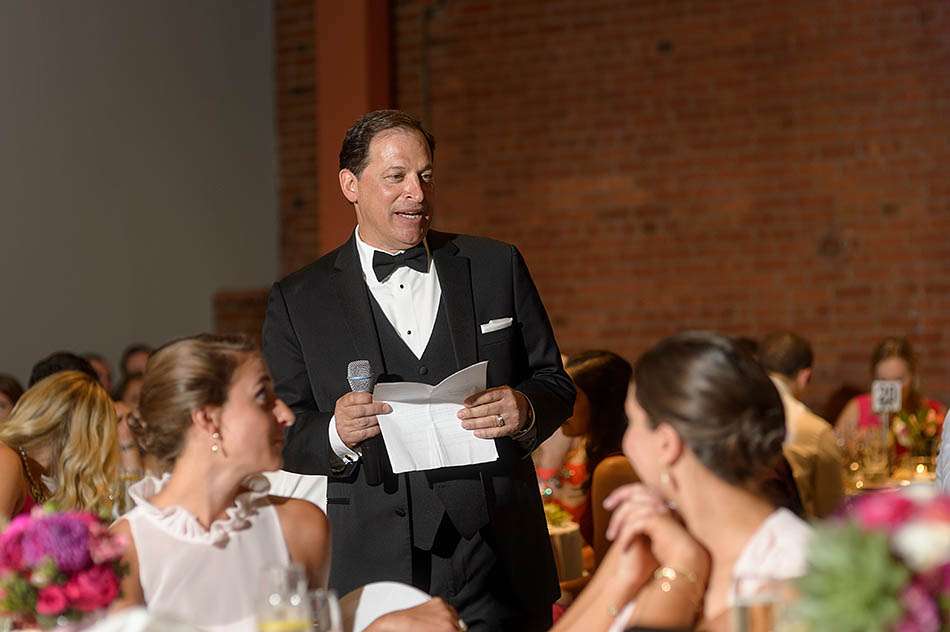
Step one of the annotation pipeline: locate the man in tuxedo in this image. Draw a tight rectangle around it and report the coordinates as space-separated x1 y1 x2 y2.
262 110 575 631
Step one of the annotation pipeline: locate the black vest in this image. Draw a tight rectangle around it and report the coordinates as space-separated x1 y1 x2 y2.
369 295 489 549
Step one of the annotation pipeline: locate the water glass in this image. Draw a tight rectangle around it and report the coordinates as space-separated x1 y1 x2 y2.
309 589 342 632
257 563 312 632
732 577 801 632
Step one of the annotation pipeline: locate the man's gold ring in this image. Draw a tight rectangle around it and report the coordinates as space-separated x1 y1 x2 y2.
496 414 505 427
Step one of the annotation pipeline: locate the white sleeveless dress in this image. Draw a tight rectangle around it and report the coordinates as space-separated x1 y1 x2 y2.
123 474 291 632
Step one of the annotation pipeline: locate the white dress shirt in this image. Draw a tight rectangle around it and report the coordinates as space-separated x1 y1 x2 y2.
329 227 442 462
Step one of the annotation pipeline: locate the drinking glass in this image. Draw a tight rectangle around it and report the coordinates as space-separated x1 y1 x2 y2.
256 563 312 632
732 577 802 632
309 589 342 632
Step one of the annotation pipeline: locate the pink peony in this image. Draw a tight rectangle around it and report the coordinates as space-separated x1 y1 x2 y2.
895 581 941 632
88 531 126 565
64 565 119 612
918 496 950 522
851 491 917 533
36 585 69 616
0 515 33 570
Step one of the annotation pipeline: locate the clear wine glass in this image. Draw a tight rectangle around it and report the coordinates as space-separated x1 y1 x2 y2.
256 563 312 632
309 589 342 632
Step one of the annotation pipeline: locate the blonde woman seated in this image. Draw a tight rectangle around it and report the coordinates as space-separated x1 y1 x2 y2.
0 370 118 520
113 335 460 632
553 332 812 632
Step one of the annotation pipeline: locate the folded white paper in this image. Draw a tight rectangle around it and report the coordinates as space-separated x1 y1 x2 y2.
374 361 498 473
480 317 513 334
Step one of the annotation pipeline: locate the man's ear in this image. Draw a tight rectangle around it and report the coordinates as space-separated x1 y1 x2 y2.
339 169 359 203
795 367 812 393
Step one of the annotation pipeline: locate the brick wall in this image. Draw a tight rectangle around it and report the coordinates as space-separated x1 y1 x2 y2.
276 0 319 277
213 290 269 344
391 0 950 416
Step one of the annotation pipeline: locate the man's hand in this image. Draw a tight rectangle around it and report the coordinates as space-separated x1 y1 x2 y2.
366 597 463 632
457 386 529 439
334 391 392 450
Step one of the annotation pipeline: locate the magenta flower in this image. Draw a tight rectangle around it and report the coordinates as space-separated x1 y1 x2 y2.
0 514 32 571
895 581 941 632
64 565 119 612
919 496 950 522
36 585 68 617
852 491 917 533
89 531 126 565
21 515 90 573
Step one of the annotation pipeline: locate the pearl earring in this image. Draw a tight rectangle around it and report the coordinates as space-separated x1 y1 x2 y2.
211 432 221 454
659 470 671 486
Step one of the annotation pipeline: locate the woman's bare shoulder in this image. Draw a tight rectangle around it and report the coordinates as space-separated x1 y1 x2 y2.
271 497 329 537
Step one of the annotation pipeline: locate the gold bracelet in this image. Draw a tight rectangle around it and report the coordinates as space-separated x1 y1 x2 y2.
653 566 702 609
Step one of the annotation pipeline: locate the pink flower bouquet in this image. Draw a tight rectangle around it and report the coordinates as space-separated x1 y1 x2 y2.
0 507 127 629
797 487 950 632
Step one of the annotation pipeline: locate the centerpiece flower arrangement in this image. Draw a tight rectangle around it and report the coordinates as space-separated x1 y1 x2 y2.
0 507 127 629
796 487 950 632
891 408 942 458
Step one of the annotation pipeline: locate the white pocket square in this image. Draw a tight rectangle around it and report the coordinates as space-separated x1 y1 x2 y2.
480 317 513 334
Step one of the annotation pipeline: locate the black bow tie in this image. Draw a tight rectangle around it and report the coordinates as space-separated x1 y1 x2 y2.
372 244 428 281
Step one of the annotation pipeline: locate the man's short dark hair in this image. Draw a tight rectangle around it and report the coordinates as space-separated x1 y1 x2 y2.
339 110 435 177
29 351 99 387
759 332 814 379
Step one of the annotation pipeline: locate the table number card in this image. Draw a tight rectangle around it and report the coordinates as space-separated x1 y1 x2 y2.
871 379 902 414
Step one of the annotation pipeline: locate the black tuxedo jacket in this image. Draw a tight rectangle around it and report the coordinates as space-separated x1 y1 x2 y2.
262 230 575 607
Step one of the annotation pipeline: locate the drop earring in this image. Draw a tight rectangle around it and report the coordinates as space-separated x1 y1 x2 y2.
211 432 221 454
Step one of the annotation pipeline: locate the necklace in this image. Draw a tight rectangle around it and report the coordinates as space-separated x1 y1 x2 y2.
17 447 48 505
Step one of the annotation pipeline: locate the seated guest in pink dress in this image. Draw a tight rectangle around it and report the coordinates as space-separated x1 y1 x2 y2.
836 337 945 449
560 351 639 568
0 370 118 520
113 334 460 632
552 332 812 632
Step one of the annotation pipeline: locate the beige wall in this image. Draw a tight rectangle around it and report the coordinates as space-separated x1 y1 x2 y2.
0 1 277 384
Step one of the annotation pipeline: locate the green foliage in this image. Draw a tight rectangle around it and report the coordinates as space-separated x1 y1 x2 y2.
794 524 908 632
0 573 36 616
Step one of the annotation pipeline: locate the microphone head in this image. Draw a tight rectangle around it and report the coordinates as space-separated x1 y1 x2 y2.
347 360 373 393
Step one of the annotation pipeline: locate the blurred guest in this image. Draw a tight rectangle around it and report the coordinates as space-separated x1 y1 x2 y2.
759 332 844 518
83 351 114 392
835 337 945 446
0 371 118 519
28 350 98 387
535 354 584 515
534 427 582 504
120 343 152 380
561 351 639 566
0 374 24 422
553 332 811 632
114 373 145 410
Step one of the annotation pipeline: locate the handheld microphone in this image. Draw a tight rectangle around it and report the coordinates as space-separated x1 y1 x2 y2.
347 360 373 393
346 360 383 485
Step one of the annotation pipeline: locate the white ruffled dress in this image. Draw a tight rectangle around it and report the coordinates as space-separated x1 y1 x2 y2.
124 474 290 632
